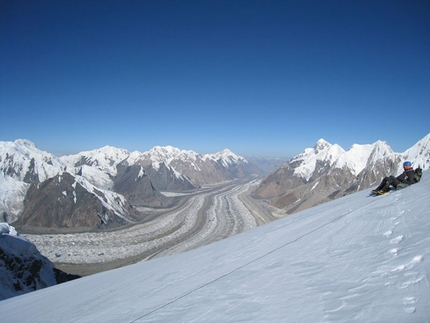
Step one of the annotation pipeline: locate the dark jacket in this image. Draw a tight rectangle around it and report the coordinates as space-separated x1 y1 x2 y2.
396 169 417 185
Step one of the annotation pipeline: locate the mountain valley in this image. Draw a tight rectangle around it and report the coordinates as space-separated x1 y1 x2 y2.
1 134 429 298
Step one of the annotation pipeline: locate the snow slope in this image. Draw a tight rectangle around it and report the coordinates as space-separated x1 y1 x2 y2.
1 172 429 322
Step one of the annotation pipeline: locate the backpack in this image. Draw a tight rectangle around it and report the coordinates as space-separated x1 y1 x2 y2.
414 167 423 182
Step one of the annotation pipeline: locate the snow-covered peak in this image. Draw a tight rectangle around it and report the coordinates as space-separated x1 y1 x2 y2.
334 140 393 175
60 145 130 177
204 149 248 167
289 137 402 180
148 146 196 161
0 139 66 182
93 145 130 160
12 139 37 149
292 139 345 180
367 140 394 163
149 145 182 156
146 146 200 166
313 138 331 152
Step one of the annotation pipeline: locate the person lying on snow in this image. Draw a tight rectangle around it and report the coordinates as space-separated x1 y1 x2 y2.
372 161 421 194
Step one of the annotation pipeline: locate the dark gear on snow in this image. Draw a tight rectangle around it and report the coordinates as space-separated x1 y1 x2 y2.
414 167 423 182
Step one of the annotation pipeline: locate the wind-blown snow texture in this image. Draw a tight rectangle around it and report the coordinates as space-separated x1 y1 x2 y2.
1 172 429 322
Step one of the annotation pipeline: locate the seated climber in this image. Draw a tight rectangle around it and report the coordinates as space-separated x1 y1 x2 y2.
371 161 421 194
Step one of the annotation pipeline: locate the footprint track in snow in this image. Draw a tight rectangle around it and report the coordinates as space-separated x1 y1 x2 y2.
388 248 399 256
383 230 392 237
392 255 423 272
403 296 418 314
390 235 404 244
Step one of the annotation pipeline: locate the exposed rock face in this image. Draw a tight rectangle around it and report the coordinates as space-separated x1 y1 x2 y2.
16 172 140 229
113 164 172 207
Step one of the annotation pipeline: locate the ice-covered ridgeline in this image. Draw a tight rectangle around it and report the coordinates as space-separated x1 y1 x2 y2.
61 144 247 174
0 140 67 221
292 139 346 181
292 135 429 181
127 146 248 176
204 148 248 168
60 145 130 177
0 139 66 182
138 145 200 171
2 171 429 322
60 146 130 189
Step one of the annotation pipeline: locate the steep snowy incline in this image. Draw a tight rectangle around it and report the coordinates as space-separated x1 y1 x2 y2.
1 172 429 323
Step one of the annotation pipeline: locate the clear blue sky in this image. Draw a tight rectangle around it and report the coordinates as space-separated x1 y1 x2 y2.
1 0 429 157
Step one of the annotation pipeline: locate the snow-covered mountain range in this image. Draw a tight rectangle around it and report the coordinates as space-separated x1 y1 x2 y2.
1 170 428 321
253 133 430 213
0 140 260 228
2 134 429 229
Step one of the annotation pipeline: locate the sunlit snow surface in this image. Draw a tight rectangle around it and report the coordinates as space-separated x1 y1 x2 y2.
1 172 429 322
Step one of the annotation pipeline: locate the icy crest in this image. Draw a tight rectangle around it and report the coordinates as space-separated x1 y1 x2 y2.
293 139 399 180
293 139 346 181
0 139 65 182
313 138 331 152
13 139 37 149
336 140 393 174
204 148 247 167
60 145 130 177
145 146 200 171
